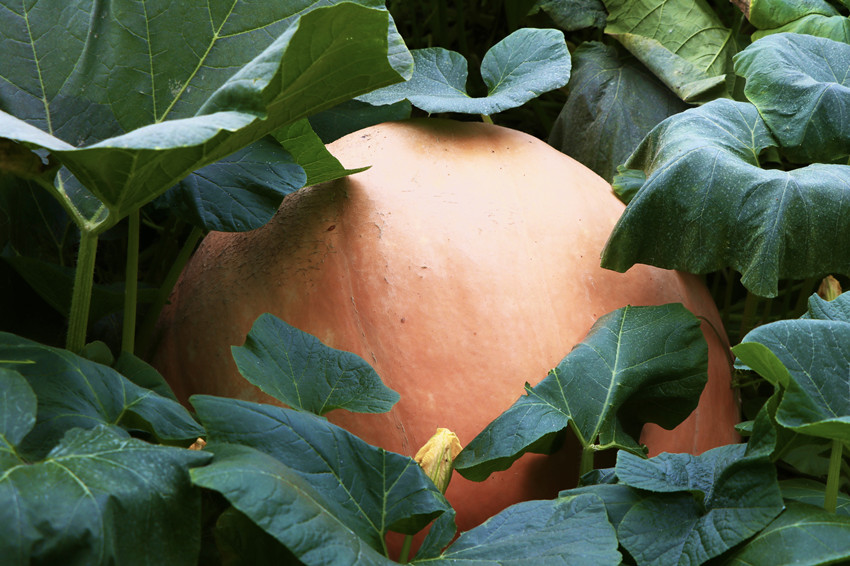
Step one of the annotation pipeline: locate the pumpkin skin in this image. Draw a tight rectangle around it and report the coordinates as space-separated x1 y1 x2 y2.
152 119 739 543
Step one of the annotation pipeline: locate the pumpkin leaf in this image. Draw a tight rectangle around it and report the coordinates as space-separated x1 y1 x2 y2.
417 494 621 565
272 118 367 186
190 443 397 566
781 479 850 516
0 333 203 458
213 507 301 566
532 0 607 31
748 0 850 43
560 483 645 529
190 395 450 552
231 313 399 416
603 0 740 102
734 33 850 164
0 369 35 469
549 41 688 182
0 1 410 227
359 28 570 115
1 246 158 323
615 445 784 566
454 304 708 481
722 501 850 566
309 99 412 144
601 99 850 298
736 296 850 443
0 424 210 566
160 137 305 233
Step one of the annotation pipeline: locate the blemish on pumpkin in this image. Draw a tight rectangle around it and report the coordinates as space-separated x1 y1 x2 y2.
400 317 406 323
326 224 336 231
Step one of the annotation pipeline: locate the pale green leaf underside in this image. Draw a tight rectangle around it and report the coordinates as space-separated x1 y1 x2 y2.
603 0 738 102
360 28 570 115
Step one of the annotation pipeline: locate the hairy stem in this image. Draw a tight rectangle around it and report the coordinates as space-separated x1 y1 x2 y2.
66 230 99 352
579 445 595 477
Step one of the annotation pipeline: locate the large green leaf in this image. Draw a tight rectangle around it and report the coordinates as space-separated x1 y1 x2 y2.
722 501 850 565
749 0 850 43
615 445 784 566
549 41 688 182
0 1 410 228
0 424 210 566
1 245 158 322
0 333 203 458
560 483 646 530
213 507 302 566
231 313 399 416
781 478 850 516
601 99 850 298
603 0 741 102
454 304 708 481
415 494 621 565
735 33 850 164
533 0 606 31
190 396 451 551
272 117 367 185
309 99 412 144
160 137 305 232
360 28 570 115
0 369 35 469
191 443 396 566
736 293 850 442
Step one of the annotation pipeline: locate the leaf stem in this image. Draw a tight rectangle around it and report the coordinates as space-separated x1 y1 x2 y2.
135 225 204 358
398 534 414 563
579 445 595 477
66 229 99 352
825 439 843 513
480 114 494 124
122 210 141 354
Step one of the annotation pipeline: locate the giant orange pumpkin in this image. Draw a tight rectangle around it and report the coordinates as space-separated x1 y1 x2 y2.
152 119 739 545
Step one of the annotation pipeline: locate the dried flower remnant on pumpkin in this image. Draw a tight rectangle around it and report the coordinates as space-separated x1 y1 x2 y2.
188 438 207 451
414 428 462 494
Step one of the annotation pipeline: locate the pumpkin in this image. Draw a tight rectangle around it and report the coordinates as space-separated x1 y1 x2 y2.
151 118 739 546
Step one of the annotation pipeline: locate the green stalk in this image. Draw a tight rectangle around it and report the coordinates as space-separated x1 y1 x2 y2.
825 439 843 513
398 535 414 563
135 226 204 357
122 210 141 354
66 229 99 353
579 445 595 477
